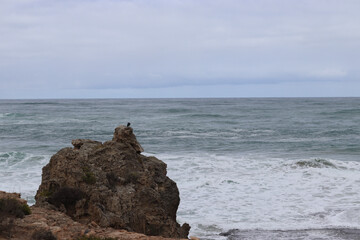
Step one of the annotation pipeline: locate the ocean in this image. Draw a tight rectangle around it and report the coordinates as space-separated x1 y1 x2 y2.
0 98 360 240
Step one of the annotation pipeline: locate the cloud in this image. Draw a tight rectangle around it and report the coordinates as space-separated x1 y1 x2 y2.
0 0 359 97
310 69 348 78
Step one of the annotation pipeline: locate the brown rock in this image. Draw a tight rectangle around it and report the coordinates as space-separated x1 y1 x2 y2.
112 125 144 153
71 139 102 150
0 191 32 238
0 204 187 240
35 126 190 238
190 237 200 240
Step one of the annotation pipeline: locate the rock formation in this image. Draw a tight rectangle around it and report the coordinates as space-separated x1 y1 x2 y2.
0 191 190 240
0 191 31 238
35 125 190 238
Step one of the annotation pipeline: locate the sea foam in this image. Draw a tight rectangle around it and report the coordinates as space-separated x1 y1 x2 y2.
0 152 49 204
152 152 360 239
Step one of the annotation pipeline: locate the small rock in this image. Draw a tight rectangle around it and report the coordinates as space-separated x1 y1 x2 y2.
112 125 144 153
190 236 200 240
50 226 62 233
71 139 102 149
89 221 99 228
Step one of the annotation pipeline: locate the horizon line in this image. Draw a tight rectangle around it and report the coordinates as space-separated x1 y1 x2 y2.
1 96 359 101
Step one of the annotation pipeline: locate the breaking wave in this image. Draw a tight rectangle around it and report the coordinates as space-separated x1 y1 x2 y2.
155 153 360 239
294 158 339 168
0 151 49 205
220 228 360 240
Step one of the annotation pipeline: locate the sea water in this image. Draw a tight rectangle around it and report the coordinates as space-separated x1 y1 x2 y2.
0 98 360 240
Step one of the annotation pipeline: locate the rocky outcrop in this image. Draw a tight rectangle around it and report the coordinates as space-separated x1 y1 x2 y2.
0 191 31 238
35 125 190 238
112 125 144 153
0 191 189 240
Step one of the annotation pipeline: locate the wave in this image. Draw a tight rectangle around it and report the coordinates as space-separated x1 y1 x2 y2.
320 108 360 116
0 151 48 170
294 158 339 169
0 112 30 118
154 153 360 239
0 152 27 166
145 128 276 140
321 128 359 137
21 101 61 105
159 108 193 114
186 113 225 118
334 109 360 115
0 151 49 205
220 228 360 240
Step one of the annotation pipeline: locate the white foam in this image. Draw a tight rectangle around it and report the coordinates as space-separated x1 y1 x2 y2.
153 153 360 238
0 112 12 119
158 128 276 140
0 152 50 204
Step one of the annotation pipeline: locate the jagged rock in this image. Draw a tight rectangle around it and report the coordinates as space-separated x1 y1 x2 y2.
1 201 188 240
0 191 27 205
35 125 190 238
0 191 31 238
71 139 102 150
112 125 144 153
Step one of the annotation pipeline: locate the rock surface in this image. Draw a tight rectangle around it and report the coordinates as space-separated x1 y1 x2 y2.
0 191 31 238
0 191 187 240
35 125 190 238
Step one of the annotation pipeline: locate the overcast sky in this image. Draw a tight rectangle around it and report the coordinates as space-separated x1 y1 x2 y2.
1 0 359 98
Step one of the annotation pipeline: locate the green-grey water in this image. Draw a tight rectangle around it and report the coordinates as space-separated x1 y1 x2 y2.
1 98 360 239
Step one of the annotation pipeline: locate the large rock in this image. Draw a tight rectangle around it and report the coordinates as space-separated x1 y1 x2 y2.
35 125 190 238
1 204 188 240
0 191 189 240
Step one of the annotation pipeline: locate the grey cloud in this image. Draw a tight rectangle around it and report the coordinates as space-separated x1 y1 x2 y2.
0 0 359 97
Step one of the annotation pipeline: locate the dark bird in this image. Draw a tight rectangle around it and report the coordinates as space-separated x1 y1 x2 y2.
127 122 131 127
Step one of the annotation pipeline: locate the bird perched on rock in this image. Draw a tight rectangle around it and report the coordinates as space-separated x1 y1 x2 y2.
127 122 131 127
